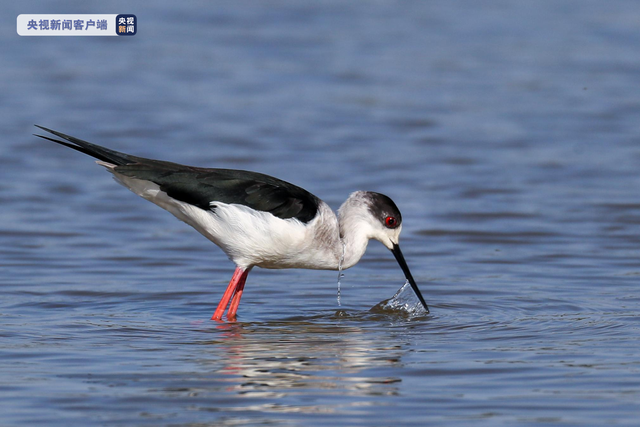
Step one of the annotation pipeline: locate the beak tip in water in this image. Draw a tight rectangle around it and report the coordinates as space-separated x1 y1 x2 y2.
391 244 429 314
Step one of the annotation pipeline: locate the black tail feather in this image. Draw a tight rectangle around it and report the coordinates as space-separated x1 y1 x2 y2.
34 125 135 166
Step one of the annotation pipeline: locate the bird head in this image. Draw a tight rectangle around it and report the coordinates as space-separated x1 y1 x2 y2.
339 191 429 313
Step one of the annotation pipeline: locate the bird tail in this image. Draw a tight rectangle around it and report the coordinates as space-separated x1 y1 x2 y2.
34 125 135 166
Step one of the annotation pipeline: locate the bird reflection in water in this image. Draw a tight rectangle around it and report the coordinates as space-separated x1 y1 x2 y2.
191 319 405 413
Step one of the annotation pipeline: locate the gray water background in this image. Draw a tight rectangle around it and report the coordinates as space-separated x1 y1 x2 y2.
1 1 640 425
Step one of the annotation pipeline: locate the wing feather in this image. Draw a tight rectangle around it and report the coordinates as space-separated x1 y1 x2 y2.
35 126 320 223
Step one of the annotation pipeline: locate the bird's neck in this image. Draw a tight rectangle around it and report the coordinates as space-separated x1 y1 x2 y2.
337 209 371 270
313 195 373 271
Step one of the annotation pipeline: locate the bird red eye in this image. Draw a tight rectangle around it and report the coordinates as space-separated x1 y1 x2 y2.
385 216 397 228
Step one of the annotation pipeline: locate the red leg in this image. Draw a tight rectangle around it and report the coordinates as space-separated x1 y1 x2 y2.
212 267 245 320
226 269 249 320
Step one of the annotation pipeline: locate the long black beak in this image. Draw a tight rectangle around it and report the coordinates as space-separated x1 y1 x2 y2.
391 244 429 313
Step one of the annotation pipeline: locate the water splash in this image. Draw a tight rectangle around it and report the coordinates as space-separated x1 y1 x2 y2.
336 242 346 306
373 280 428 316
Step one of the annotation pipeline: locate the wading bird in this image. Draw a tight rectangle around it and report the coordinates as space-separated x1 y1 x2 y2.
35 126 429 320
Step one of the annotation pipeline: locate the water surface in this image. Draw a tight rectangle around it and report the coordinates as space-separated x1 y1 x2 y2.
1 1 640 425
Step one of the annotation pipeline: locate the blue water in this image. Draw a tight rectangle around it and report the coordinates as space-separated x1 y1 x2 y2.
2 1 640 425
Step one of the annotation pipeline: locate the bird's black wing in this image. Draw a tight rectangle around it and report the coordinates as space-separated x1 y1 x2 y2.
35 126 321 223
115 163 321 223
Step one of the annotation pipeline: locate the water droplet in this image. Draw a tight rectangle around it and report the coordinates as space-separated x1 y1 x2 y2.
336 242 346 306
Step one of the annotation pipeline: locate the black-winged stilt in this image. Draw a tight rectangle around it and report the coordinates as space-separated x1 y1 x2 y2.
35 126 429 320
